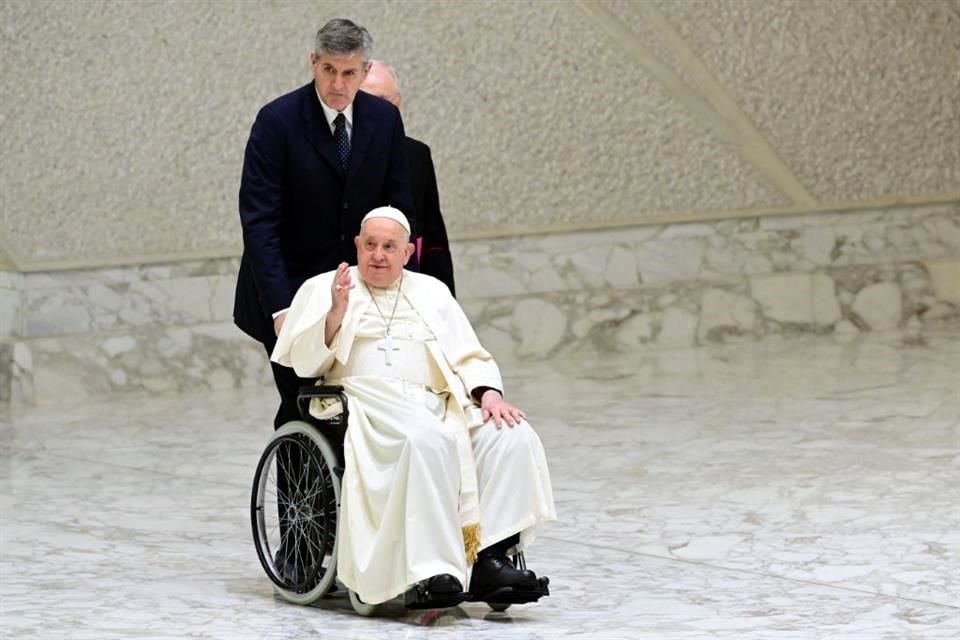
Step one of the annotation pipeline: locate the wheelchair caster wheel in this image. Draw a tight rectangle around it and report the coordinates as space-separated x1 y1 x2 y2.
349 589 379 616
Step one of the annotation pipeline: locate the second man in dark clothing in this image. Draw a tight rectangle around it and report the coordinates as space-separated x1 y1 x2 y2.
361 60 456 297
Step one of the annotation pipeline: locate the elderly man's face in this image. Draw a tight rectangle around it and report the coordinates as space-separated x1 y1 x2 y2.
311 51 368 112
360 62 401 109
355 217 414 288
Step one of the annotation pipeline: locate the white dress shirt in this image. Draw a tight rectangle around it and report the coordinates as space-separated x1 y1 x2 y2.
316 87 353 141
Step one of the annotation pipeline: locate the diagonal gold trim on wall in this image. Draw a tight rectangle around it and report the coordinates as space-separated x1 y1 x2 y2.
634 2 817 205
573 0 817 206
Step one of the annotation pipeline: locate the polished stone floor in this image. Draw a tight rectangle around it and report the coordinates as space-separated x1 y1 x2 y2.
2 331 959 639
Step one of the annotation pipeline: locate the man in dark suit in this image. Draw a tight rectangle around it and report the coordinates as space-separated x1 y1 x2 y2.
361 60 456 296
235 19 415 430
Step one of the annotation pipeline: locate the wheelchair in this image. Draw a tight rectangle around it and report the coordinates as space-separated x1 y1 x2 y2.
250 385 549 616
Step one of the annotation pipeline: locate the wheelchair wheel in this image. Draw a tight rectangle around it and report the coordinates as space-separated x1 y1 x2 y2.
348 589 380 617
251 420 341 605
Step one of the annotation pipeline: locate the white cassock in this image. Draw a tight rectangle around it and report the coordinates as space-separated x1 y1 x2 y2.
271 267 556 604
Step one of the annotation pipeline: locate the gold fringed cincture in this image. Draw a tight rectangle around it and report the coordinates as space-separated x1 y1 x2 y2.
462 523 481 565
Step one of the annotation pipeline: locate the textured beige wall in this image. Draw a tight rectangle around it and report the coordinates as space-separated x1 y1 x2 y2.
0 245 14 271
1 0 958 270
648 0 960 201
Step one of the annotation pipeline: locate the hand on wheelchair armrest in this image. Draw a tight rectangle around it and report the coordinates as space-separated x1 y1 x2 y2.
296 384 349 424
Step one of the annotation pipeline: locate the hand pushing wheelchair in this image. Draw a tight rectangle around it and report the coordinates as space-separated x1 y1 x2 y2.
250 385 549 616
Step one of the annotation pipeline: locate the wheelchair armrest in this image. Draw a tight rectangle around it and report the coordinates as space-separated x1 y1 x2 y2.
296 385 349 425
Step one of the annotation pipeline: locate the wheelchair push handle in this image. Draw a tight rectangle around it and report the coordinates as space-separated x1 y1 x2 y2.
296 385 350 425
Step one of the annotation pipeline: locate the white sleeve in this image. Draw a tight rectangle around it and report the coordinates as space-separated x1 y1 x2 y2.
270 273 336 374
288 315 339 378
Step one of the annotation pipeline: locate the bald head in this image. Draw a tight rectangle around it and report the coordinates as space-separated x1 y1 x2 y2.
361 60 402 110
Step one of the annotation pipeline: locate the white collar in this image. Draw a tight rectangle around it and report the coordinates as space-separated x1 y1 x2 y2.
315 87 354 130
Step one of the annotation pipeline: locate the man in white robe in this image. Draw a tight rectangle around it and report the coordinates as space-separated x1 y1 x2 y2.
271 206 556 608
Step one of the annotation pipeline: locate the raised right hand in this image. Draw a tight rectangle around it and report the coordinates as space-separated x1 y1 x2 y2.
330 261 354 312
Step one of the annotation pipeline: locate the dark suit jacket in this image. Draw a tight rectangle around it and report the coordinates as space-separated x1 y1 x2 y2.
406 137 455 297
234 84 414 344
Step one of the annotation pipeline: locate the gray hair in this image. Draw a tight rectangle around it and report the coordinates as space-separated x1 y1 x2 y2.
314 18 373 61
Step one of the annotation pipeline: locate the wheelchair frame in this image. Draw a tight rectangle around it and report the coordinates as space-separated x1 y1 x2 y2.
250 385 547 615
249 386 368 609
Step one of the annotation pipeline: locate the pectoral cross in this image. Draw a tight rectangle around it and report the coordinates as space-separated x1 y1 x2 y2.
377 331 399 366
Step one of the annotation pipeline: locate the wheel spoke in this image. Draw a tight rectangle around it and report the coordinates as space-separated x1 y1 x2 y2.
253 429 341 598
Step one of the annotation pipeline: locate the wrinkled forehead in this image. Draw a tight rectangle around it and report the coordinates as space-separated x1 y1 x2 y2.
314 51 367 73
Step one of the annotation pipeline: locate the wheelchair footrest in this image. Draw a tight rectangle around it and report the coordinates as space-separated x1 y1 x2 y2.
470 576 550 605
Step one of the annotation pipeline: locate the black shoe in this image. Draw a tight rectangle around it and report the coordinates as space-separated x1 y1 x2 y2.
423 574 463 595
274 547 319 589
469 552 550 605
403 574 469 610
275 554 303 584
469 552 539 594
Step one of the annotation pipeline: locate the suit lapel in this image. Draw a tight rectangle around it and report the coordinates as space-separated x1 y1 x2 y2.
299 83 346 178
346 92 375 186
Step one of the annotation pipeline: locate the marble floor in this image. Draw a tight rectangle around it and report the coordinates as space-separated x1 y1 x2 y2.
1 331 959 639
